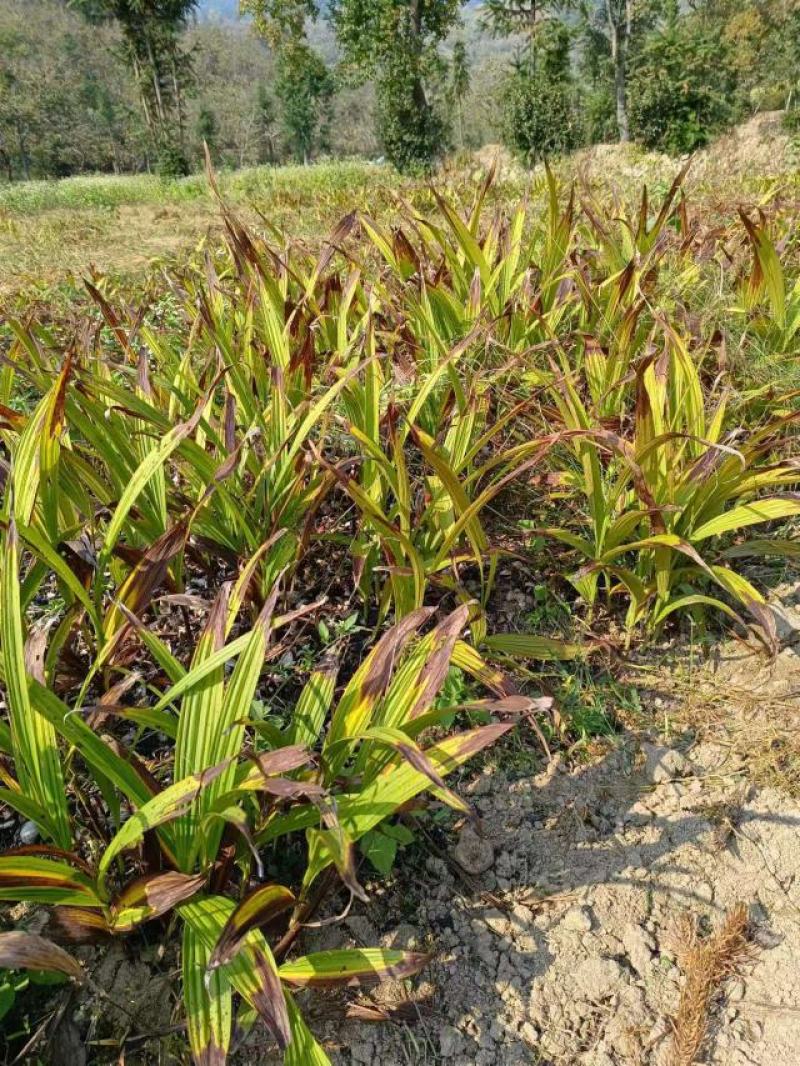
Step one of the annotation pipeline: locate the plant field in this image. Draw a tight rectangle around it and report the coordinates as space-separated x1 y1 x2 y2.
0 147 799 1065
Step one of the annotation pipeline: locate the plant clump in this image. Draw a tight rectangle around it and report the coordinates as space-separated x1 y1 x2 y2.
0 159 798 1064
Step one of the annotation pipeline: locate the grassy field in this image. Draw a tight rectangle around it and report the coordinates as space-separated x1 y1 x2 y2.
0 162 406 298
0 132 799 1065
2 116 795 303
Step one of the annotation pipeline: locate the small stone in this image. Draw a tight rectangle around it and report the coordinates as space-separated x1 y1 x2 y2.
484 909 510 936
642 743 690 784
475 932 499 970
519 1021 539 1046
560 906 592 933
426 856 449 877
511 903 533 926
19 820 40 844
470 774 493 797
582 1052 614 1066
454 825 494 875
384 922 419 949
728 979 746 1002
573 957 625 1001
439 1024 463 1057
622 924 655 978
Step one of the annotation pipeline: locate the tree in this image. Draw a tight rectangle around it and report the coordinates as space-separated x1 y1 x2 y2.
483 2 579 161
329 0 464 172
482 0 560 47
627 9 737 153
704 0 800 114
577 0 667 144
245 0 463 172
71 0 197 174
256 84 278 163
240 0 317 48
448 40 470 149
575 10 617 143
503 19 580 162
602 0 632 141
240 0 333 163
196 107 217 152
275 42 333 162
184 22 282 169
0 0 144 180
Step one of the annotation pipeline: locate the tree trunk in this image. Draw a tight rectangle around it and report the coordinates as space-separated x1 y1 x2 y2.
145 33 167 131
607 3 630 143
15 120 30 181
132 52 155 135
170 51 185 141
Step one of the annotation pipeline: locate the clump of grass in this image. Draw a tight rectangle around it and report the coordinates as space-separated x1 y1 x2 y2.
668 903 753 1066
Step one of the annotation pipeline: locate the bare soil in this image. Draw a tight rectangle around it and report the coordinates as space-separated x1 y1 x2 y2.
243 584 800 1066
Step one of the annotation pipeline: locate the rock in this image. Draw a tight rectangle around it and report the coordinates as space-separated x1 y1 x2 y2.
19 820 40 844
519 1021 539 1046
439 1024 463 1057
454 825 494 875
622 924 655 978
483 908 510 936
560 906 592 933
384 922 419 949
573 957 625 1001
642 743 690 784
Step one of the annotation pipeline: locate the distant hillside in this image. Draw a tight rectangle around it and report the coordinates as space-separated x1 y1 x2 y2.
196 0 241 19
196 0 491 26
195 2 518 66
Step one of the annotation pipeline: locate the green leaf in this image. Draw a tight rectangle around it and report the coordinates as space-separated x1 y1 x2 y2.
284 992 331 1066
179 895 291 1052
692 498 800 541
483 633 585 661
183 921 232 1066
1 521 70 847
0 856 102 907
278 948 428 988
359 829 397 876
0 980 16 1022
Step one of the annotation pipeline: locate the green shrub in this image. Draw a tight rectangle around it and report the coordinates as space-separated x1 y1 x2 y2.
503 63 580 163
581 83 617 145
628 17 738 155
502 25 580 164
155 139 190 179
376 57 447 174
